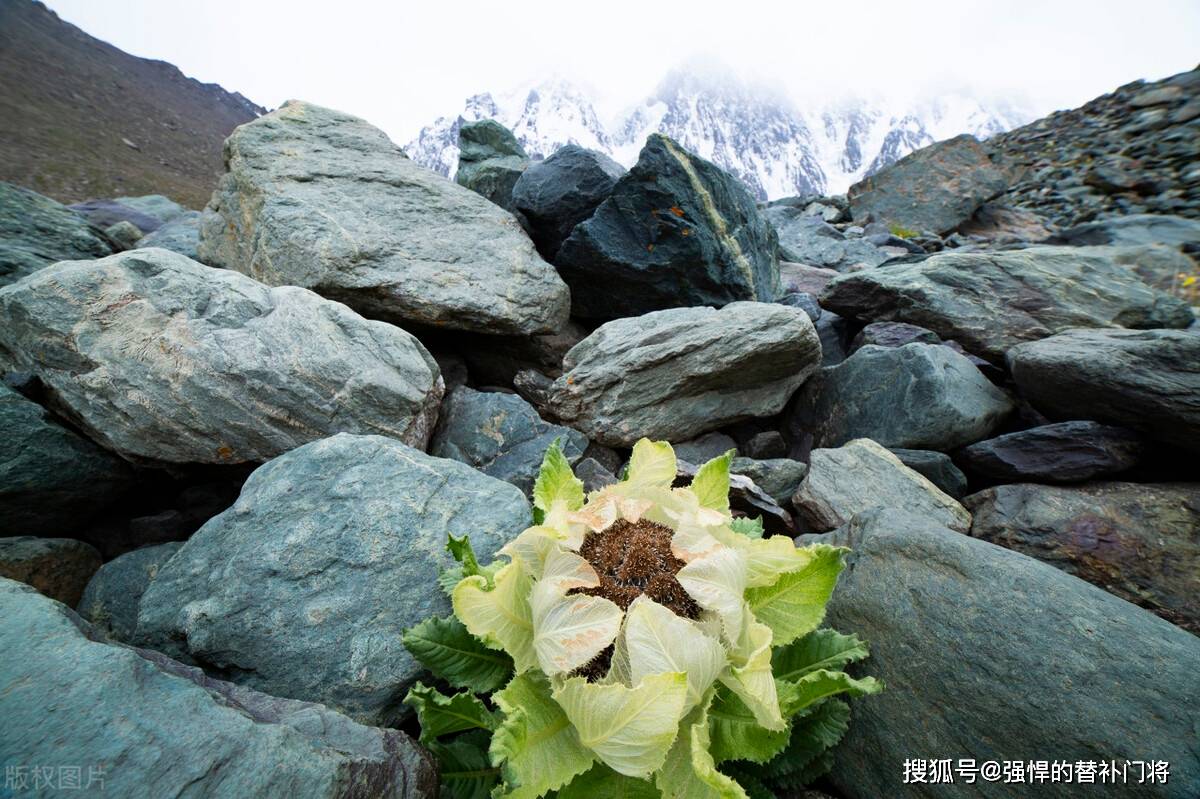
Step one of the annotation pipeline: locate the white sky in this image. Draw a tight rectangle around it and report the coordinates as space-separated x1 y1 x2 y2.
45 0 1200 143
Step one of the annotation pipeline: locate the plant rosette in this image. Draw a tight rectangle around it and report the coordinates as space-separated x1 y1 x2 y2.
402 438 881 798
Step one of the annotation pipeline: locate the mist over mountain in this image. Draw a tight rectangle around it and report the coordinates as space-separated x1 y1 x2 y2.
404 65 1032 200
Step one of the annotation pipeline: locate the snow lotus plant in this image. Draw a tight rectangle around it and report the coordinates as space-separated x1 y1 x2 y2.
402 439 881 799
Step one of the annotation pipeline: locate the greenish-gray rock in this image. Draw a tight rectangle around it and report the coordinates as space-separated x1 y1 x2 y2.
556 134 780 319
813 510 1200 799
1008 328 1200 454
198 101 569 336
0 385 135 536
0 579 437 798
0 182 112 286
0 537 101 607
454 119 529 215
0 249 443 466
136 209 201 260
1047 213 1200 249
788 344 1014 451
430 386 587 494
730 456 808 506
103 220 144 251
68 198 164 233
77 542 182 641
673 432 739 465
888 448 968 499
114 194 188 225
964 481 1200 633
134 434 531 725
762 206 888 270
792 439 970 532
820 246 1195 362
546 302 821 447
512 144 626 260
957 421 1144 483
848 321 940 353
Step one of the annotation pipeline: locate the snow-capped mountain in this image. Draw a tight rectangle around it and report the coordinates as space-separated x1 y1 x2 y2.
403 67 1030 200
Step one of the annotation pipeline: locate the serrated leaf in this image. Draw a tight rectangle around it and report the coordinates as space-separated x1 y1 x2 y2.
657 696 748 799
402 616 513 694
762 699 849 782
429 730 501 799
772 629 869 683
557 764 661 799
624 596 726 713
690 451 734 514
403 682 496 743
490 671 595 799
452 562 538 673
553 671 690 778
745 545 845 647
781 669 882 716
708 683 791 765
448 533 483 576
534 438 585 514
721 614 784 732
625 439 677 488
440 560 504 597
722 766 777 799
729 516 764 540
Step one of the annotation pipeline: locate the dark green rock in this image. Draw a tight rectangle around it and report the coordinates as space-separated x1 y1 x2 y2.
455 120 529 215
77 542 182 641
513 144 625 260
114 194 188 224
888 448 968 498
812 510 1200 799
556 134 780 319
0 182 112 286
104 220 144 251
957 421 1144 483
136 210 201 260
730 456 807 505
762 206 887 270
0 536 101 607
0 579 437 798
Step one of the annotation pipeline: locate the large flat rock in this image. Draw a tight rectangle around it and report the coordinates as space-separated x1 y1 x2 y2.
956 421 1144 483
1 182 112 286
198 101 569 335
0 248 443 466
134 434 530 725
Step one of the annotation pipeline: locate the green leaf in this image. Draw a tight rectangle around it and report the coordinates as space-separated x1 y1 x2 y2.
533 438 585 514
553 671 690 778
452 562 538 673
745 545 845 647
722 767 777 799
490 671 595 799
707 683 791 765
729 516 764 540
781 669 882 717
403 682 496 743
558 764 661 799
402 616 514 694
440 560 504 597
429 730 501 799
657 696 748 799
625 439 677 488
772 629 869 684
762 699 849 784
448 533 483 577
690 451 734 514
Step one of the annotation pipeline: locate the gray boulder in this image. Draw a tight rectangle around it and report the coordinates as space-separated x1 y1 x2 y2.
848 321 940 353
114 194 188 224
556 134 780 319
957 421 1144 483
454 319 589 386
0 537 101 607
762 207 888 270
792 439 970 532
134 434 531 725
814 310 852 366
0 249 443 466
821 246 1195 362
78 542 182 641
814 510 1200 799
0 385 136 536
888 448 968 499
1008 328 1200 453
454 119 529 215
1047 213 1200 249
430 386 588 494
546 302 821 447
965 481 1200 634
776 291 822 322
730 456 808 506
741 430 787 459
103 220 144 251
673 431 739 465
848 134 1009 235
779 261 839 296
0 182 112 286
513 144 625 260
68 198 164 233
788 344 1014 451
136 209 202 260
198 101 569 336
0 579 436 798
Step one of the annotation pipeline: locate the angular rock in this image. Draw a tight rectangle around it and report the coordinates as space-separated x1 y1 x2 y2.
957 202 1054 245
134 434 530 725
848 134 1009 235
0 249 444 466
452 319 588 387
674 460 794 535
792 439 970 533
762 206 888 270
68 198 164 233
198 101 569 336
454 119 529 215
556 134 780 319
673 431 739 465
741 430 786 460
546 302 820 447
78 542 182 641
814 310 851 366
730 456 807 506
848 321 940 353
0 579 437 798
135 209 202 260
788 344 1014 451
0 182 112 286
103 220 144 251
512 144 625 260
964 481 1200 633
114 194 188 225
0 385 136 536
776 291 822 321
575 457 617 493
1008 328 1200 453
888 448 968 499
779 261 839 296
430 386 588 494
0 537 101 606
813 510 1200 799
821 245 1195 361
957 421 1144 483
1047 213 1200 249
